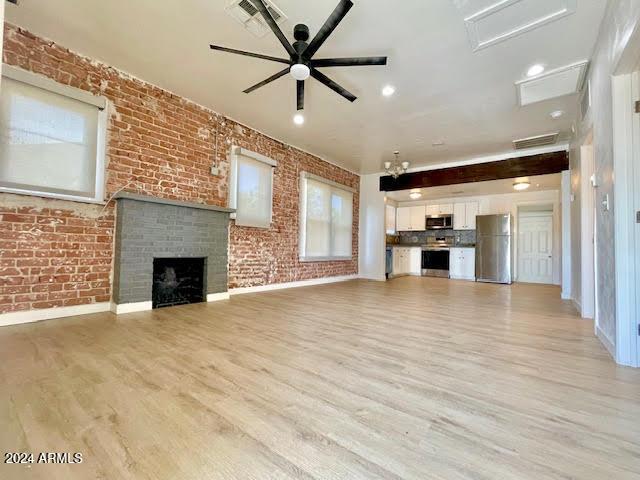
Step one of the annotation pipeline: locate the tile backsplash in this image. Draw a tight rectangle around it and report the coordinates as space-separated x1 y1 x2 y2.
394 229 476 246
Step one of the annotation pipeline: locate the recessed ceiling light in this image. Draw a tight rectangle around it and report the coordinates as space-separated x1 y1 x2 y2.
513 181 531 191
409 191 422 200
293 113 305 126
550 110 564 119
382 85 396 97
527 64 545 77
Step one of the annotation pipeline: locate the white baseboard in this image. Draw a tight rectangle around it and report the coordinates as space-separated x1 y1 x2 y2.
572 298 582 316
561 291 571 300
110 301 152 314
0 302 111 327
596 325 616 360
229 274 359 295
207 292 230 302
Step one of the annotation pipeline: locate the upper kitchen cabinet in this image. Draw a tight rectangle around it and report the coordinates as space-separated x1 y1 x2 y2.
453 202 479 230
396 205 426 231
426 203 453 215
438 204 454 214
385 204 396 234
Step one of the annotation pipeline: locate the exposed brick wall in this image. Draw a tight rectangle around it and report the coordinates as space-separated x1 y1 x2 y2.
0 24 359 314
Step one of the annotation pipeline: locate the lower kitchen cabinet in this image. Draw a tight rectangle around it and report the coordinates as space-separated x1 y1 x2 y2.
392 247 422 276
449 248 476 280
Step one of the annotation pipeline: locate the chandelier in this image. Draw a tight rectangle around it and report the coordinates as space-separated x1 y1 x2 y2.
384 151 409 179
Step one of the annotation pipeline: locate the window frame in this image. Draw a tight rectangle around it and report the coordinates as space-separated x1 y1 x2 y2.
299 171 354 262
0 64 108 204
228 145 276 228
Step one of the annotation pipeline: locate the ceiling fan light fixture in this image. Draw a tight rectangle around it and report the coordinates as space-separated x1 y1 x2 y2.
513 181 530 191
293 112 305 125
409 191 422 200
290 63 310 81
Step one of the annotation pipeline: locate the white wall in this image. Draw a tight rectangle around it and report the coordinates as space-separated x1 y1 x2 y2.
570 0 640 360
358 173 386 281
398 189 563 285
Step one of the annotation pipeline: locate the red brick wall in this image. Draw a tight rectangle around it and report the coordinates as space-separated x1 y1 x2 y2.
0 24 359 314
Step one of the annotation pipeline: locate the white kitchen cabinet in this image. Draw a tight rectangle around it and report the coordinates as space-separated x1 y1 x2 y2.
409 247 422 275
438 204 454 214
396 207 411 231
385 205 396 234
426 204 439 216
410 205 426 230
450 248 476 280
426 204 453 215
453 202 479 230
392 247 422 276
396 205 426 231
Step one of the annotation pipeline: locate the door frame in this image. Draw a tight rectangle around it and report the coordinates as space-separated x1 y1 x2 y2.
611 34 640 367
517 210 554 284
580 133 597 323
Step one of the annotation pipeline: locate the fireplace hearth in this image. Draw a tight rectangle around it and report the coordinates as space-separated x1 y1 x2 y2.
152 257 205 309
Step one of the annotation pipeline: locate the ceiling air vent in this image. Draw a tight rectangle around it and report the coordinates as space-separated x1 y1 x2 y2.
513 133 559 150
225 0 287 38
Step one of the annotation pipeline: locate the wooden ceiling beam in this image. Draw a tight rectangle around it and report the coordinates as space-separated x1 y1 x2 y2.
379 151 569 192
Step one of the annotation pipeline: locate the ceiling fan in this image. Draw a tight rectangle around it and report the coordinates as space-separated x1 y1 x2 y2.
210 0 388 113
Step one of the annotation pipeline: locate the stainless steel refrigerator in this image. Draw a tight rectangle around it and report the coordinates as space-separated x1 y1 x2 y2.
475 214 513 284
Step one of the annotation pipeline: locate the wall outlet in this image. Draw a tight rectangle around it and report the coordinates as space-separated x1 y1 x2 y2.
210 166 220 176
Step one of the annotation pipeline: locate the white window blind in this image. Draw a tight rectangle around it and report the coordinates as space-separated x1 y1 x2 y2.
300 172 353 261
0 67 106 203
228 146 275 228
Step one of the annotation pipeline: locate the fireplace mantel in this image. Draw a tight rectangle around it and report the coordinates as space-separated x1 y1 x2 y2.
114 192 235 213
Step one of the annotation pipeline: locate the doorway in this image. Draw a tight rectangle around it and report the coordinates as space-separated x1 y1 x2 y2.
518 210 554 284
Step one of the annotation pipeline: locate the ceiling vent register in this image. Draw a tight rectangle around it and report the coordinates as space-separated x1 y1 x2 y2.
513 133 559 150
226 0 287 38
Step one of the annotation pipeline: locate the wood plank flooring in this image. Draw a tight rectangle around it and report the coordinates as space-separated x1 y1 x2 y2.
1 277 639 479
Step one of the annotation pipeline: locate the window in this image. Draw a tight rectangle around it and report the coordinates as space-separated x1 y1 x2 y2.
228 146 276 228
299 172 354 261
0 65 107 203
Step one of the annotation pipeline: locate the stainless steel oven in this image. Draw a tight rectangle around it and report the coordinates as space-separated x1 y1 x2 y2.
426 214 453 230
421 236 454 277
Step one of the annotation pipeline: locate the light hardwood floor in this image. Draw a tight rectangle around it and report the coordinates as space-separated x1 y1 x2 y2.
1 277 639 479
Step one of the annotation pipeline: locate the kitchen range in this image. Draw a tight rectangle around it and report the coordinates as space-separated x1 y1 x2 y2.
386 204 513 284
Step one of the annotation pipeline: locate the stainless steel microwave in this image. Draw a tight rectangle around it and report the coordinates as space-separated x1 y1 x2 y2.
425 214 453 230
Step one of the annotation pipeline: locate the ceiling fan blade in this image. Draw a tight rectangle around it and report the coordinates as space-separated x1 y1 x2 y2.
243 68 290 94
297 81 304 111
249 0 297 58
304 0 354 59
312 57 388 67
210 45 289 64
311 69 356 102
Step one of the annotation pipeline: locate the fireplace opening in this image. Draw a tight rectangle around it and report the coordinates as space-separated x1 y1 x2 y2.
152 257 206 309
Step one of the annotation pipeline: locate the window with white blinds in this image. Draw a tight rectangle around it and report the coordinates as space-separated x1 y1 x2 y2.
300 172 353 261
0 66 107 203
228 146 276 228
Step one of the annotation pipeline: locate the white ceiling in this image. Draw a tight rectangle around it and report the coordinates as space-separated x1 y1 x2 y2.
5 0 607 173
386 173 561 202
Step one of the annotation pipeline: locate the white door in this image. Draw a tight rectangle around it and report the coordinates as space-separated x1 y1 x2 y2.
518 213 553 284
